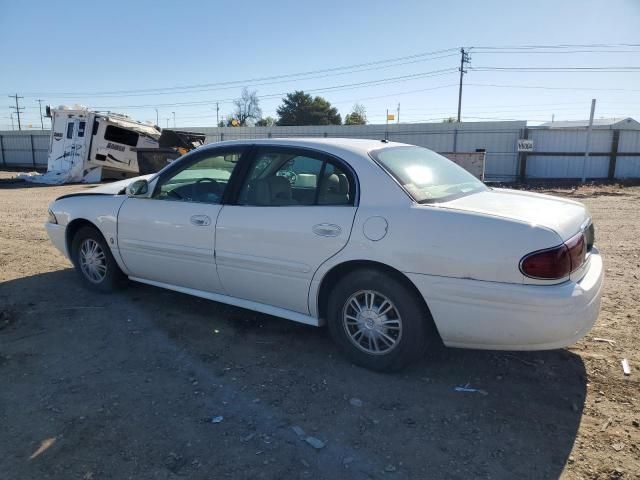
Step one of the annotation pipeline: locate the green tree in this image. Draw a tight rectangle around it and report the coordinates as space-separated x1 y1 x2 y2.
442 117 456 123
276 91 341 126
256 116 276 127
232 87 262 126
344 103 367 125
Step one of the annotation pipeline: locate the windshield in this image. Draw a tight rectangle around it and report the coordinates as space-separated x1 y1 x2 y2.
370 146 487 203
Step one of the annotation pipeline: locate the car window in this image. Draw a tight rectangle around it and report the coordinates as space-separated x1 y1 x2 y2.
370 146 487 203
238 149 353 206
153 151 242 204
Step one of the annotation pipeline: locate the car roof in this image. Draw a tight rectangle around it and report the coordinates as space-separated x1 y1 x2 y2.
198 137 411 158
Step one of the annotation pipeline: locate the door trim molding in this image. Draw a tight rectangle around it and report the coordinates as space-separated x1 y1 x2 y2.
129 276 320 327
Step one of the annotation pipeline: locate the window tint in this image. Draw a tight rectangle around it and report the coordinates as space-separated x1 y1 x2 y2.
104 125 139 147
78 121 86 138
238 148 353 206
66 122 74 139
92 119 99 135
153 151 242 204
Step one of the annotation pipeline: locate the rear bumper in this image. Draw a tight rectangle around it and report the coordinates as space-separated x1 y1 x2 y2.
406 250 604 350
45 222 69 259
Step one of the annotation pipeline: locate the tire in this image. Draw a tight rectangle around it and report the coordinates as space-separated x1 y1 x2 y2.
71 225 126 293
327 268 436 372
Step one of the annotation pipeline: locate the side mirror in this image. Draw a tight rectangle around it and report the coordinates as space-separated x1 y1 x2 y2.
126 179 149 197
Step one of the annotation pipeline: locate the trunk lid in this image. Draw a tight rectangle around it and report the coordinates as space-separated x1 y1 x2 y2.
437 188 590 240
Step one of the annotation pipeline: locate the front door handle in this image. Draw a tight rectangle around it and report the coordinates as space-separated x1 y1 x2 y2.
190 215 211 226
312 223 341 237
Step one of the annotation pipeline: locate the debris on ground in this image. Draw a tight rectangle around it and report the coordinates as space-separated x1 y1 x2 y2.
291 425 305 437
600 417 613 432
621 358 631 375
454 383 488 396
211 415 224 424
593 337 617 345
304 436 325 449
349 397 363 407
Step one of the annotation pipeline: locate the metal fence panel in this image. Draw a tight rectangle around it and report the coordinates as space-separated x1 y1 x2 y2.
615 156 640 178
618 130 640 152
526 155 609 179
0 131 50 167
529 129 613 153
3 123 640 179
190 121 525 181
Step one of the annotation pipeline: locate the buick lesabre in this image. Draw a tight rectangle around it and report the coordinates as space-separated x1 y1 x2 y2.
45 138 603 371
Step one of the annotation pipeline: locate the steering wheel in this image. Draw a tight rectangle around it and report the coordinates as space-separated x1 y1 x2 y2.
192 177 220 200
167 189 183 199
196 177 219 187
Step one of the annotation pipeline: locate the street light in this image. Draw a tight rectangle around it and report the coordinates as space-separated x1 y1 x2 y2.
172 111 176 128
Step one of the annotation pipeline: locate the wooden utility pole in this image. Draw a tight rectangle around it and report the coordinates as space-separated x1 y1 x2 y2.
9 94 24 131
37 99 44 130
456 48 471 123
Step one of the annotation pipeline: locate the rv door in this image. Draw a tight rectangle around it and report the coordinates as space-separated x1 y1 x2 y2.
48 114 88 177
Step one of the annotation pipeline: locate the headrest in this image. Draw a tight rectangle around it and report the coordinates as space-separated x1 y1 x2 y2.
251 176 293 205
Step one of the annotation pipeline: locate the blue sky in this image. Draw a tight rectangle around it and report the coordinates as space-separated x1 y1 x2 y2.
1 0 639 129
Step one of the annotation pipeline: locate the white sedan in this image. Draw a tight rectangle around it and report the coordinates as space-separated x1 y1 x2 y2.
45 138 604 371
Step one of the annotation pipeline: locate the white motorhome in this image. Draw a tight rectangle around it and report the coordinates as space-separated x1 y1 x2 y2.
39 105 161 183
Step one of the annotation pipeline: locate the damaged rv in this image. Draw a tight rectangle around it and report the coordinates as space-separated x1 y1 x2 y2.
34 105 161 184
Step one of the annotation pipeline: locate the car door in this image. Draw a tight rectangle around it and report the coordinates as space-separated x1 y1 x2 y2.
117 146 246 293
215 146 358 314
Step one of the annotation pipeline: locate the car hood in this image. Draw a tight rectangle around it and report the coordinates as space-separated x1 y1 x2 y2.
56 175 155 199
437 188 589 241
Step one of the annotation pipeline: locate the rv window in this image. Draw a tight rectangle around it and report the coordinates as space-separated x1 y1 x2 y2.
66 122 74 139
92 120 99 136
104 125 139 147
78 121 86 138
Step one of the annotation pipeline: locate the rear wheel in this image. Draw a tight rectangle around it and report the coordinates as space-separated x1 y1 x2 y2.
71 226 126 293
327 268 436 372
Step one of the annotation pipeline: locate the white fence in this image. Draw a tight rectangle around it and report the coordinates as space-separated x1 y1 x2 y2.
2 120 640 181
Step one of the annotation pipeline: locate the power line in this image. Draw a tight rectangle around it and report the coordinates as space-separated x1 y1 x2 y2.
91 69 459 110
470 43 640 50
473 49 640 54
10 48 459 98
467 82 640 92
472 66 640 72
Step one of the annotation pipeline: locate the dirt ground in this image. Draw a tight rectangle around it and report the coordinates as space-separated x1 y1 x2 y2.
1 170 638 480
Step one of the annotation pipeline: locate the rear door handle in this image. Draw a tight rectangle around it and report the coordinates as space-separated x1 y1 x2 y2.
312 223 341 237
190 215 211 226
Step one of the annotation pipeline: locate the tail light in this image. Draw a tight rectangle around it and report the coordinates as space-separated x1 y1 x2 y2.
520 231 587 280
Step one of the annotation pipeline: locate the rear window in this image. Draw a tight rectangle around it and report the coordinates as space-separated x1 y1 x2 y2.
104 125 139 147
370 146 487 203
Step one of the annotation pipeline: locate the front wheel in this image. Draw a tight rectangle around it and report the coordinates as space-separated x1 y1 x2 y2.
327 269 436 372
71 226 126 293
